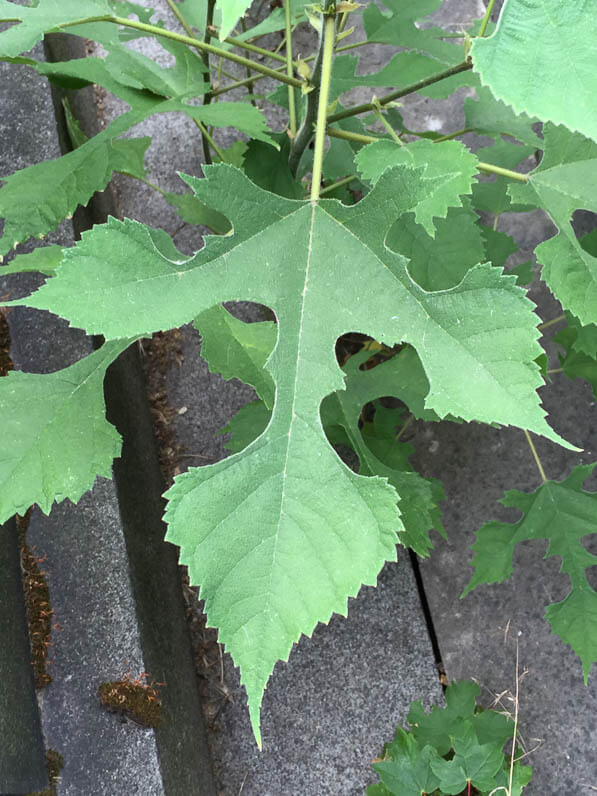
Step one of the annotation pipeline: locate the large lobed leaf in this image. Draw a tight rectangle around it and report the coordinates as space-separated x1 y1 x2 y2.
464 464 597 681
0 340 129 523
3 165 573 741
471 0 597 143
509 124 597 327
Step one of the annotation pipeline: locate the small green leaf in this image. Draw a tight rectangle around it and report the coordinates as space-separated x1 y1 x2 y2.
373 731 440 796
0 340 130 523
194 305 277 408
218 0 252 41
163 191 231 235
220 400 271 454
0 245 63 276
430 724 504 795
464 464 597 680
356 139 479 236
471 0 597 142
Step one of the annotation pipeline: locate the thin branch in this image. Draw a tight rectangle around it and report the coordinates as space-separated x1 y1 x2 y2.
327 59 472 123
285 0 297 137
478 0 498 38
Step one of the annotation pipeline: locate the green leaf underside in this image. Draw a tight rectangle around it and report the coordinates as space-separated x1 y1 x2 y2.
0 0 112 57
194 305 276 408
471 0 597 143
0 340 129 523
5 165 574 742
355 139 479 236
464 464 597 680
509 124 597 326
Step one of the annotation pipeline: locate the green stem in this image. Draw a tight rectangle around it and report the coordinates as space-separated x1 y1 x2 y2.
195 119 227 161
546 367 563 375
478 0 497 38
524 430 548 483
477 162 528 182
538 313 566 331
201 0 217 163
310 5 336 202
396 415 414 442
285 0 297 137
164 0 196 39
319 174 357 195
372 102 403 145
57 15 304 88
240 17 257 108
327 59 472 123
326 127 378 145
224 33 288 63
433 127 474 142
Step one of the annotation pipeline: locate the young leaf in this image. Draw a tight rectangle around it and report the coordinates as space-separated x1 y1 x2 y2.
0 340 130 523
429 724 504 795
0 0 112 57
4 165 575 741
355 139 479 236
372 730 441 796
508 124 597 326
193 305 277 408
471 0 597 143
463 464 597 681
555 325 597 400
408 679 480 756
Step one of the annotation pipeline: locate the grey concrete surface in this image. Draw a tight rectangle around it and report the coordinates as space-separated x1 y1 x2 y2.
0 47 163 796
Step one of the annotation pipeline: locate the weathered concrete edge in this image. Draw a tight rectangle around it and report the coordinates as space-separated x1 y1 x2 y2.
0 517 48 793
43 33 216 795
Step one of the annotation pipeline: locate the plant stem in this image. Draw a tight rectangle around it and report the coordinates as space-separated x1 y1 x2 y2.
509 639 520 796
224 33 288 63
195 120 227 161
240 17 257 108
478 162 528 182
326 127 379 145
372 102 403 145
524 430 548 483
538 313 566 331
285 0 297 137
546 367 563 375
57 15 304 89
201 0 217 163
310 4 336 202
478 0 498 38
433 127 474 142
164 0 196 39
319 174 357 195
327 59 472 123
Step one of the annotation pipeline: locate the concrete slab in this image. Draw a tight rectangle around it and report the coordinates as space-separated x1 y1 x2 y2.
1 38 215 795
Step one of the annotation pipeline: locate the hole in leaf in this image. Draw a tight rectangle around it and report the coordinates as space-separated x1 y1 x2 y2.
572 210 597 253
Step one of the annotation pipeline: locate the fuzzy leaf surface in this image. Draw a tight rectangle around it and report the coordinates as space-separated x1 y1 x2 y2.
464 464 597 680
355 139 479 236
0 340 129 523
471 0 597 142
509 124 597 326
5 164 574 740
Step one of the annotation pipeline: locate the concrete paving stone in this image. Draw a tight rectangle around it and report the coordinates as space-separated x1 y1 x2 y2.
0 47 167 796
